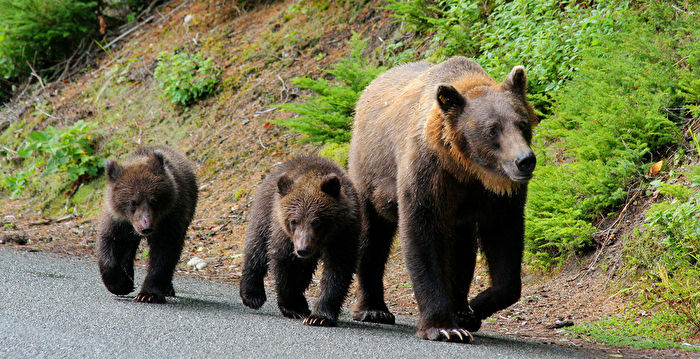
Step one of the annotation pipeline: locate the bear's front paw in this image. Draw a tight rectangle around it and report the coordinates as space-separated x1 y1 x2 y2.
416 326 473 343
101 270 135 296
352 309 395 324
134 292 166 304
279 305 310 319
303 314 336 327
455 310 482 332
240 286 266 309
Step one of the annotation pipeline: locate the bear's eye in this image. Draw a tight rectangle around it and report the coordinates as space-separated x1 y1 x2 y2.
128 200 138 211
488 125 500 138
289 219 298 229
517 121 529 131
311 218 321 228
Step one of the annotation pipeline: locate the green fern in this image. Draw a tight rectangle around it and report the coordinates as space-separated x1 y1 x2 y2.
275 32 387 144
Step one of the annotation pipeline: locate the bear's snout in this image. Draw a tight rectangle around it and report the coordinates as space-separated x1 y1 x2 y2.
133 209 154 236
515 151 536 174
293 231 314 259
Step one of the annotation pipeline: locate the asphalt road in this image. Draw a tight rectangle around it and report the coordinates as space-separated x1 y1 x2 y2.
0 247 594 358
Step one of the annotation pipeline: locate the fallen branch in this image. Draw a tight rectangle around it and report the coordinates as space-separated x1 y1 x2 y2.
25 61 46 91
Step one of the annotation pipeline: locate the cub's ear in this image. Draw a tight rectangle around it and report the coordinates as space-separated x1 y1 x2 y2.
149 151 166 173
436 84 466 114
277 174 294 196
320 174 341 198
503 66 527 96
105 159 124 182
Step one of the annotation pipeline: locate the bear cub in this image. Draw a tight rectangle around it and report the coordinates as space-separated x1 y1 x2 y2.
240 155 361 327
98 145 198 303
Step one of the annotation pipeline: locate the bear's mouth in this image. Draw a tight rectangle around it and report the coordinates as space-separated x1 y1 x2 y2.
502 164 534 183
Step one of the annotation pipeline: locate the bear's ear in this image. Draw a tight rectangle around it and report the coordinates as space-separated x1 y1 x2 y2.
277 174 294 197
436 84 466 114
503 66 527 96
149 151 166 174
105 159 124 182
320 174 341 198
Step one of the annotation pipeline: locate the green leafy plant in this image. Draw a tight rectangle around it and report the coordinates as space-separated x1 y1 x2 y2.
0 0 97 80
386 0 625 114
154 51 220 106
275 32 387 144
1 120 102 198
522 10 696 267
570 311 700 350
318 142 350 168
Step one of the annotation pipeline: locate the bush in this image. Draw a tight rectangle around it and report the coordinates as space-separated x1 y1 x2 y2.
0 0 97 80
154 51 220 106
274 32 387 144
387 0 625 114
318 142 350 168
523 13 691 267
1 120 103 198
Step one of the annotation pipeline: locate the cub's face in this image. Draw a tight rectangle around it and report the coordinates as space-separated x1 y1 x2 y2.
276 173 342 259
436 66 537 183
105 153 175 236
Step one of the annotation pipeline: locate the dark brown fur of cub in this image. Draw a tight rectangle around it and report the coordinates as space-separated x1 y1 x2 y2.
97 145 198 304
348 57 537 342
240 156 360 327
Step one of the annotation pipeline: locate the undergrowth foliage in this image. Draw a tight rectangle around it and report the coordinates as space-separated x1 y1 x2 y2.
154 51 220 106
524 12 690 267
0 0 163 102
1 120 102 199
387 0 624 114
0 0 97 80
275 33 386 144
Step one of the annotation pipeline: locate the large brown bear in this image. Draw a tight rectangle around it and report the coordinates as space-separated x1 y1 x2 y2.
348 57 537 342
97 146 198 303
239 156 361 327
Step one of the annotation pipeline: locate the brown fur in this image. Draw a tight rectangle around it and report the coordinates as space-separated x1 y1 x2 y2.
97 146 198 303
349 57 537 342
240 156 360 327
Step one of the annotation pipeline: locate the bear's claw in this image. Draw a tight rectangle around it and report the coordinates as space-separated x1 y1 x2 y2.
417 327 473 343
303 315 336 327
134 292 166 304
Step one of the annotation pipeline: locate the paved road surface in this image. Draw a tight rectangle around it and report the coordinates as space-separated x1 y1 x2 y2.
0 247 594 358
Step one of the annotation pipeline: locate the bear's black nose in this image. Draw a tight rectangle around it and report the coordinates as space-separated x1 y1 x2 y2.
296 247 311 258
515 152 536 173
140 226 153 235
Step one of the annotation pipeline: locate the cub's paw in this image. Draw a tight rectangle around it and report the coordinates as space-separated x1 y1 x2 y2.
352 310 395 324
455 310 482 332
104 279 135 296
134 292 167 304
416 327 473 343
101 269 134 295
279 305 310 319
240 287 266 309
303 314 336 327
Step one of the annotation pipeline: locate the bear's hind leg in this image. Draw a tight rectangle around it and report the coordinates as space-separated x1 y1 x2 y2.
451 225 481 332
352 201 397 324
